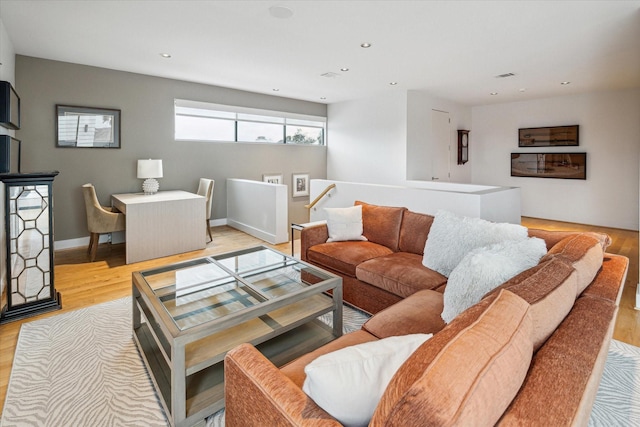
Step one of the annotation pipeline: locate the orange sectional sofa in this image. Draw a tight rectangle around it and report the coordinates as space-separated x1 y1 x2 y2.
224 202 628 426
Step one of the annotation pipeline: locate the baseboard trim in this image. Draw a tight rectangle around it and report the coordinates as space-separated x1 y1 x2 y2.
54 218 229 250
227 219 279 244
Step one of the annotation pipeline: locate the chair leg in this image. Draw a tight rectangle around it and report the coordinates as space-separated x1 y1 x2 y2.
206 220 213 243
89 233 100 262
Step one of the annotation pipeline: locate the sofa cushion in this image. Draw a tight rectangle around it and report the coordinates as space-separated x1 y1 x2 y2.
302 333 432 427
307 241 393 277
371 292 500 415
363 289 446 339
528 228 611 251
371 289 533 427
356 252 447 298
498 295 616 426
541 233 604 296
489 257 578 351
398 210 434 255
325 205 367 242
281 329 379 388
423 210 528 277
355 201 406 252
441 237 547 323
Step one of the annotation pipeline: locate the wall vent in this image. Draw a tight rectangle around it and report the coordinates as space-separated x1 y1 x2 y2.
495 72 516 78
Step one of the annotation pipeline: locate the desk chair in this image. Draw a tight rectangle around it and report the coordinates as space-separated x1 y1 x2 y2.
197 178 215 242
82 183 125 262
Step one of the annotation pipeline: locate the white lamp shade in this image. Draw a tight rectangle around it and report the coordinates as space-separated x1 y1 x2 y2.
137 159 163 179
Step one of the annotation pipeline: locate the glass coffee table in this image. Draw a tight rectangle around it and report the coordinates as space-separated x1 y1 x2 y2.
132 246 343 427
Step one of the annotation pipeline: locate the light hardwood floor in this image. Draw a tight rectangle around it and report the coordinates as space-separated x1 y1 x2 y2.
0 219 638 414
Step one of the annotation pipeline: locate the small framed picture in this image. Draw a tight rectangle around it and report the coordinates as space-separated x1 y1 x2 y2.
56 105 121 148
292 173 309 197
262 173 283 184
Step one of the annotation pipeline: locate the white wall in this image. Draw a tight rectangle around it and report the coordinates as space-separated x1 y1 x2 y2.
327 90 472 186
226 179 289 244
406 90 472 183
0 18 15 311
0 20 15 86
327 90 407 185
472 89 640 231
309 179 521 225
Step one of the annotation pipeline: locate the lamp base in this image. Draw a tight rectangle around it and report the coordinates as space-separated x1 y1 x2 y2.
142 178 159 195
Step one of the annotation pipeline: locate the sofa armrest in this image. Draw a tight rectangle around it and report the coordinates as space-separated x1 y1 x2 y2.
224 343 342 427
301 224 329 261
581 253 629 305
363 289 446 339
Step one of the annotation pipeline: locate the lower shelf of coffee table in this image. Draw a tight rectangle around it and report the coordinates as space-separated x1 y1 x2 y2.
135 317 337 425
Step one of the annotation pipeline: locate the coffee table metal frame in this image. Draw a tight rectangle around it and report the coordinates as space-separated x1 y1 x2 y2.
131 246 343 427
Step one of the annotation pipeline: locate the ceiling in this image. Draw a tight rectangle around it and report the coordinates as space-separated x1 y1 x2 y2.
1 1 639 106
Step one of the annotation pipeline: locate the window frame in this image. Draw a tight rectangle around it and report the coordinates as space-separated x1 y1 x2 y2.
174 99 326 146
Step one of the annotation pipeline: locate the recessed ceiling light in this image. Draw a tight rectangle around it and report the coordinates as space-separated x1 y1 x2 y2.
561 81 571 85
159 53 171 58
360 42 372 48
320 97 327 100
389 82 398 86
340 68 349 72
519 88 526 92
490 92 498 95
268 5 294 19
272 88 280 92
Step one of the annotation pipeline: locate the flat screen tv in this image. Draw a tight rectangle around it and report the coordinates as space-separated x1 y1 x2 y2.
0 135 21 173
0 81 21 130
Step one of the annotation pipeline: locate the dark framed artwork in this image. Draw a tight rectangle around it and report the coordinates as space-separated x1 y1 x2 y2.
0 135 21 173
56 105 121 148
0 81 20 130
518 125 579 147
511 153 586 180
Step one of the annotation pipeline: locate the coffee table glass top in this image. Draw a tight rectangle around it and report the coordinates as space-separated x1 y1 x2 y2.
139 246 334 330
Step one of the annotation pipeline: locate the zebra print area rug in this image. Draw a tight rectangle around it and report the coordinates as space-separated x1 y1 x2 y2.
588 339 640 426
0 297 369 427
1 297 638 426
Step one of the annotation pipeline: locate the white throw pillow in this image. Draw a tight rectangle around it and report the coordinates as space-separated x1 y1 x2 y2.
325 205 368 242
302 333 432 427
423 210 528 277
441 237 547 323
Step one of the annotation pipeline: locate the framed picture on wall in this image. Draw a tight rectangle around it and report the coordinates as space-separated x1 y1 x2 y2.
292 173 309 197
262 173 283 184
0 135 21 173
518 125 579 147
56 105 121 148
511 152 586 179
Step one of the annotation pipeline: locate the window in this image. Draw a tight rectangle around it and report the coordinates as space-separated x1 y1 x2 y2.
174 99 326 145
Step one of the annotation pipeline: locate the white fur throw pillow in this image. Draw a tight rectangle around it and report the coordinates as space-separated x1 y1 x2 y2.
423 210 528 277
325 205 368 242
302 333 432 427
441 237 547 323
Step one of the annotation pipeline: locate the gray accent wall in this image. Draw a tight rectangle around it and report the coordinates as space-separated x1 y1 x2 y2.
15 55 327 241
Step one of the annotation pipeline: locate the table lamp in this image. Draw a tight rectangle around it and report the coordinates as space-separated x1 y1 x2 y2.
137 159 163 195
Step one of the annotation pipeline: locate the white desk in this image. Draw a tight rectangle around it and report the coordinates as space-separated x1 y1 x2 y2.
112 190 206 264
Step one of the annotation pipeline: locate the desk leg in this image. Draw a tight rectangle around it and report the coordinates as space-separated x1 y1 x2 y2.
290 224 304 257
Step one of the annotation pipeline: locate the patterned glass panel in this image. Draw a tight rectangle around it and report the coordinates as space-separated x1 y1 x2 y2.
8 185 52 305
